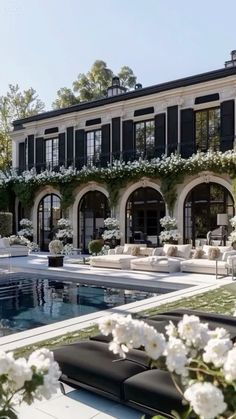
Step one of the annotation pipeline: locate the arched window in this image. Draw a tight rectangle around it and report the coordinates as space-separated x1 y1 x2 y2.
38 194 61 251
184 182 234 245
78 191 110 251
126 187 165 246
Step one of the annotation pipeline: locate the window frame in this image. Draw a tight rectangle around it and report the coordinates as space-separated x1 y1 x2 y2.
134 119 155 158
86 129 102 165
45 137 59 169
194 106 220 152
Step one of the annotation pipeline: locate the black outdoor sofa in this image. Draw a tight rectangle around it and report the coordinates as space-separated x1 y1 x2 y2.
53 310 236 418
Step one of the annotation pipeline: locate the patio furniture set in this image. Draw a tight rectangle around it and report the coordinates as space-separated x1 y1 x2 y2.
90 243 236 278
0 237 28 257
54 309 236 418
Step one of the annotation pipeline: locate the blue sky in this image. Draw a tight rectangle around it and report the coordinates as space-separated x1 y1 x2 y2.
0 0 236 110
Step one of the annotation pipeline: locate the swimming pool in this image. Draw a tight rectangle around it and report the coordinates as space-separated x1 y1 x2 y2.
0 274 160 336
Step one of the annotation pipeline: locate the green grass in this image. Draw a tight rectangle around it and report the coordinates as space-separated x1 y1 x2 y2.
13 284 236 359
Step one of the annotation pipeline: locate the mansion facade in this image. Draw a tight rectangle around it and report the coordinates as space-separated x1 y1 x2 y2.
11 52 236 251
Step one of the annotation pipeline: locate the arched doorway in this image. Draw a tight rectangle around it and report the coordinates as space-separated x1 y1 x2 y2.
38 194 61 251
78 191 110 251
184 182 234 245
126 187 165 246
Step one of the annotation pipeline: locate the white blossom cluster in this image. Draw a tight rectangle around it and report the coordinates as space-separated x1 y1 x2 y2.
0 348 60 414
159 216 177 230
61 243 74 255
56 218 73 241
229 216 236 245
99 313 236 418
17 218 33 238
1 150 236 190
102 218 122 241
159 229 181 243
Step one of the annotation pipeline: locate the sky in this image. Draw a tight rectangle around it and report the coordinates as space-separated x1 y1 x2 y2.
0 0 236 110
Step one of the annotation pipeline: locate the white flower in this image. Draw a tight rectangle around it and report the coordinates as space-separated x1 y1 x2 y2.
28 348 55 373
222 347 236 382
177 315 209 348
144 329 166 360
159 216 177 229
165 337 188 375
9 357 33 390
229 215 236 228
208 327 230 340
203 338 232 367
165 321 178 338
184 382 227 419
0 351 14 375
159 229 181 243
98 314 122 336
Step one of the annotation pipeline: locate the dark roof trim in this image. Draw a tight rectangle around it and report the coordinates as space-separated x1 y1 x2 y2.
13 66 236 129
86 118 101 126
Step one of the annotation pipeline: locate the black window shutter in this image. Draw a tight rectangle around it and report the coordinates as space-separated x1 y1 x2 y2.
220 100 235 152
167 106 178 155
19 142 25 172
35 137 45 173
75 129 85 169
59 133 65 166
180 108 195 158
28 135 34 169
67 127 74 166
155 113 166 157
112 117 120 160
122 120 134 162
101 124 110 167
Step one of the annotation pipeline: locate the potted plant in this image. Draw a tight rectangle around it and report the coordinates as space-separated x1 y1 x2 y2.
229 216 236 249
159 216 181 244
48 239 64 267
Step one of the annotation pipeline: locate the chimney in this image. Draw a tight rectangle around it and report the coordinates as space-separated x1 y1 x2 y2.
225 50 236 68
135 83 142 90
107 76 126 97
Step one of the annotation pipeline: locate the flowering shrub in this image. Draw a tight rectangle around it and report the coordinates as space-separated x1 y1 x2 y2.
48 239 64 255
102 217 121 242
99 313 236 418
62 243 74 255
160 216 177 230
0 348 60 418
229 216 236 246
159 216 181 244
159 229 182 243
56 218 73 242
17 218 33 238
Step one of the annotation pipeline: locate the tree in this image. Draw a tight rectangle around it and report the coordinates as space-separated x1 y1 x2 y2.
52 60 138 108
0 84 45 170
52 87 79 110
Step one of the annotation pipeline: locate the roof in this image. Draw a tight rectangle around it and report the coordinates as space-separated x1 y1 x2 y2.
13 66 236 129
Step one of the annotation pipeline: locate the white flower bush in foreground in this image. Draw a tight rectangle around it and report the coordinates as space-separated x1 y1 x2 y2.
98 313 236 418
0 348 60 418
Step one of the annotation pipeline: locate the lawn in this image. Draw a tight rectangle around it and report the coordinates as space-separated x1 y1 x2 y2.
13 284 236 358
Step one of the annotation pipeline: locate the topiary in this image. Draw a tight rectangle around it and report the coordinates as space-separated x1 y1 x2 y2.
0 212 13 237
88 240 103 255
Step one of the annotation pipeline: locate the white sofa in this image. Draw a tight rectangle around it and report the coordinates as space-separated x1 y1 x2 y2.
0 238 29 257
180 245 236 276
130 244 192 273
90 244 147 269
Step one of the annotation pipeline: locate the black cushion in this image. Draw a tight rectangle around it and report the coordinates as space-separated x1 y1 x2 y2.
149 310 236 341
54 341 148 398
124 369 185 415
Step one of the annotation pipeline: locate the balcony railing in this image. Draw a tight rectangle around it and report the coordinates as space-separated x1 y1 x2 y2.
14 136 236 175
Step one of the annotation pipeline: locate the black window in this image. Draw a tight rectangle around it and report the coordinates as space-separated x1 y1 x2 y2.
45 138 59 169
135 120 155 159
86 130 102 165
195 108 220 151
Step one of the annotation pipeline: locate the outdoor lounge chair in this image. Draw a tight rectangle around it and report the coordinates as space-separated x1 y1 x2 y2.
53 310 236 417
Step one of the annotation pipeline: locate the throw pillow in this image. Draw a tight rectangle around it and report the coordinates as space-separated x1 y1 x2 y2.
114 246 124 255
152 247 164 256
192 248 205 259
208 247 220 260
166 246 178 257
123 245 140 256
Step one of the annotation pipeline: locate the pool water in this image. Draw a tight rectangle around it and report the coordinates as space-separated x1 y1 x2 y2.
0 275 158 336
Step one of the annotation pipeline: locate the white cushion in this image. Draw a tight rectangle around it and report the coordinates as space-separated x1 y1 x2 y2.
163 244 192 259
152 247 164 256
138 247 154 256
0 238 10 248
114 246 124 254
202 245 232 261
